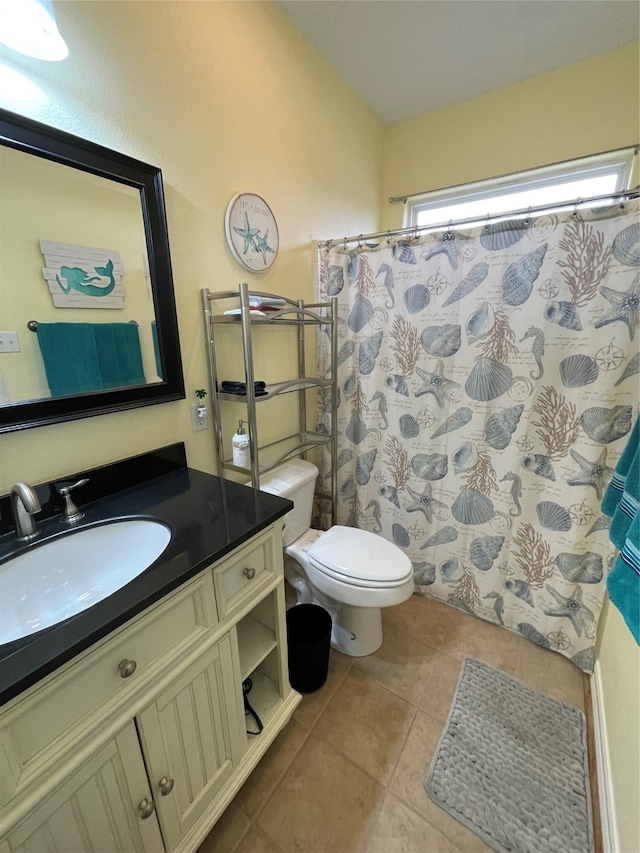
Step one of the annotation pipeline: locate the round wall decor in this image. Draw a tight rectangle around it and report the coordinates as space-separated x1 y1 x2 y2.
224 193 279 272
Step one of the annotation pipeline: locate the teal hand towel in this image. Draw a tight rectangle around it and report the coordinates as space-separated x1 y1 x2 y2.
602 416 639 550
93 323 146 389
602 415 639 527
606 513 640 644
602 415 639 645
36 323 102 396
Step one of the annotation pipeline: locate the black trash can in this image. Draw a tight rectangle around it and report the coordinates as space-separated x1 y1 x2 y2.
286 604 332 693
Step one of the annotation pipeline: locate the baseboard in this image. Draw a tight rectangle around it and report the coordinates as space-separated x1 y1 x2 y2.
591 661 619 853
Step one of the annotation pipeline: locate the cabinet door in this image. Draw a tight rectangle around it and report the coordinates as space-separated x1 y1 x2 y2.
137 634 244 851
2 724 163 853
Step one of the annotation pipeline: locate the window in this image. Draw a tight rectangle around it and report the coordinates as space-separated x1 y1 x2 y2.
405 149 636 229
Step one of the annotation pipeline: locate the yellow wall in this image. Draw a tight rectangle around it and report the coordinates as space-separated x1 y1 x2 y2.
382 42 640 229
0 0 383 488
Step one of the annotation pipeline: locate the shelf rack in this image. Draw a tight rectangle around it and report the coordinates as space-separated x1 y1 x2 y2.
202 283 337 525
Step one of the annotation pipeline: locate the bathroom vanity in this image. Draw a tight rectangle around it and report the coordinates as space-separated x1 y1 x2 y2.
0 445 300 852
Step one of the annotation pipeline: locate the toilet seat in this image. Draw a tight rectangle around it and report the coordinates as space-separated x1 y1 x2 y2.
308 525 412 588
308 559 412 589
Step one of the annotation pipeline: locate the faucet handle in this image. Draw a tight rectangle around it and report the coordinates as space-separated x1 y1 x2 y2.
56 478 88 523
57 478 89 497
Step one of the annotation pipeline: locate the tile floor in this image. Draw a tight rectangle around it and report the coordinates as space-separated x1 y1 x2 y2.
197 592 587 853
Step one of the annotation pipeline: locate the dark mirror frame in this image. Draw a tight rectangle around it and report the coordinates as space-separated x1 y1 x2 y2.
0 109 185 433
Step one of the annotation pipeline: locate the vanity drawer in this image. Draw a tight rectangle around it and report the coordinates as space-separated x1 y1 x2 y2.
0 571 217 809
213 528 279 619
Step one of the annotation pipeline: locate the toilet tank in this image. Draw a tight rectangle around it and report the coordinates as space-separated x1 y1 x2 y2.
257 459 319 546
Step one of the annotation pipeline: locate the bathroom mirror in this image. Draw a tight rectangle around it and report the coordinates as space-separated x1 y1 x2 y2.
0 109 185 432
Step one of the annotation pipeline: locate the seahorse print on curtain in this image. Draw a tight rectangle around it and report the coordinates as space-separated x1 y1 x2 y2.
317 202 640 672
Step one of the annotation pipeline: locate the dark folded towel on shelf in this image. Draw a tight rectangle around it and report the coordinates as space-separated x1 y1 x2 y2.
220 380 268 396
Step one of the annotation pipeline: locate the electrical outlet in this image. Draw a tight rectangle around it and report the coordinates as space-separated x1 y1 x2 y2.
191 403 208 432
0 332 20 353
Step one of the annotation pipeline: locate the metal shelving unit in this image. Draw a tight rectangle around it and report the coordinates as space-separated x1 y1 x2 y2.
202 283 337 525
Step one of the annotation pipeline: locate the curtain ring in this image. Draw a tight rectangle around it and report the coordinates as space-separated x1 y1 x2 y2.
572 198 581 219
343 237 348 250
445 220 454 240
523 206 532 226
357 234 363 248
483 212 490 232
386 230 391 245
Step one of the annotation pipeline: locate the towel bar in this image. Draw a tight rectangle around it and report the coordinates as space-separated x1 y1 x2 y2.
27 320 139 331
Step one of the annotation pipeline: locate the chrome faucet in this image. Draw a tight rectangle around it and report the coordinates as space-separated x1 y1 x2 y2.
56 478 89 523
10 483 41 542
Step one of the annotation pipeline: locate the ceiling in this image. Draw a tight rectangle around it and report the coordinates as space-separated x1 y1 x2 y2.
277 1 640 125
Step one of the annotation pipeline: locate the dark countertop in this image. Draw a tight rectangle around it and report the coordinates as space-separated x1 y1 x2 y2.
0 465 292 706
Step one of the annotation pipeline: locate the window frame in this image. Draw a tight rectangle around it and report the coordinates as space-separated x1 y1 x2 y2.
405 148 637 229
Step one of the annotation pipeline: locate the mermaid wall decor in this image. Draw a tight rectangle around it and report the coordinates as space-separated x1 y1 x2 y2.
40 240 125 309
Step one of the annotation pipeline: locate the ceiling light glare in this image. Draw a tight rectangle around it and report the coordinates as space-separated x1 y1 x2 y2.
0 0 69 61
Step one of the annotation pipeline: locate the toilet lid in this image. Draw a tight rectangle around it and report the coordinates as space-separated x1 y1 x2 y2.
308 526 412 584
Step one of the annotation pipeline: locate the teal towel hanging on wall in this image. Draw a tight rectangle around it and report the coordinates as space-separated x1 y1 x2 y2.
36 322 146 396
37 323 102 396
93 323 146 389
602 416 640 644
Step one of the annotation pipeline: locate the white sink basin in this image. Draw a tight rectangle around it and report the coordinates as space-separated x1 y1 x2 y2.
0 519 171 645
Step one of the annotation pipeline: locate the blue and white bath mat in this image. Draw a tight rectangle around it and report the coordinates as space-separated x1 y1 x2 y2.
425 656 593 853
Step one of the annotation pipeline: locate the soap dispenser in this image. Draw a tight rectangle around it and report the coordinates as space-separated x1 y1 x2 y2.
232 420 250 467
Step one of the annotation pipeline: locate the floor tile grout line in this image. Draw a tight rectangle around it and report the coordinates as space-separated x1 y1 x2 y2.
311 729 397 792
368 665 434 709
313 667 422 785
253 730 392 853
238 719 314 829
386 782 478 849
237 821 286 853
293 656 355 733
359 636 442 708
356 787 392 853
380 696 421 787
227 812 251 853
251 824 288 853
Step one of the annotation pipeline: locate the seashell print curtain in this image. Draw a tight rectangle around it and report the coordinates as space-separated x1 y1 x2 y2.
316 200 640 672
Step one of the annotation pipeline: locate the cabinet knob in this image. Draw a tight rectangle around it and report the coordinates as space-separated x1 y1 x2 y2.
138 798 155 819
243 567 256 580
159 776 175 796
118 659 137 679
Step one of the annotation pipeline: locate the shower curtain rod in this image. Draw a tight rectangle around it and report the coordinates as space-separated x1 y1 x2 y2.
318 187 639 250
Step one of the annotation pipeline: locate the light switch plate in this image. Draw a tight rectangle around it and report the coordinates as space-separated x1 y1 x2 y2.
0 332 20 353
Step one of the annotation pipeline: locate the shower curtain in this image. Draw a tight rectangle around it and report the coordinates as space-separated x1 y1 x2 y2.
316 200 639 672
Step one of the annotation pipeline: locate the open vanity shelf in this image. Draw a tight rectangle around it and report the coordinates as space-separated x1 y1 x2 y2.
237 615 277 679
202 283 337 524
236 587 284 745
237 592 281 732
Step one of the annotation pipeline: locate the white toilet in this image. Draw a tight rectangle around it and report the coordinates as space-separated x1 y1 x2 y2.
258 459 414 656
